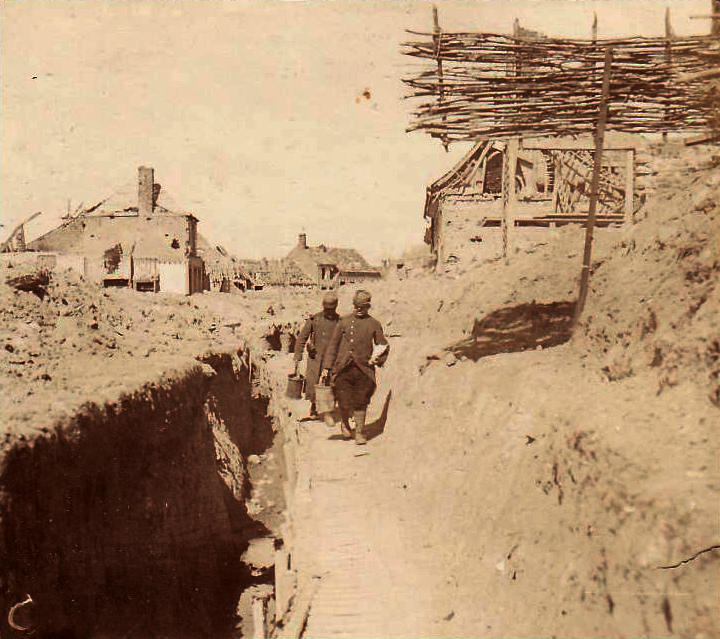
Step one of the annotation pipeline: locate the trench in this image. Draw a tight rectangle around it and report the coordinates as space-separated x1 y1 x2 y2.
0 349 290 639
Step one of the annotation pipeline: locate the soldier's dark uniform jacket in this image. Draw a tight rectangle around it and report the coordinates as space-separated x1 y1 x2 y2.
322 313 389 411
293 310 339 402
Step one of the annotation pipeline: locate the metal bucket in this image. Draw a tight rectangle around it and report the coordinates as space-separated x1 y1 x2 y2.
315 384 335 414
286 374 304 400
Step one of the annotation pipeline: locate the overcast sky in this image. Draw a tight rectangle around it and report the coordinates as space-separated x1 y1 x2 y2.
1 0 709 262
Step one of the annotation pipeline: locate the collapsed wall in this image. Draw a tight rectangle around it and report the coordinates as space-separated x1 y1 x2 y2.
0 350 275 639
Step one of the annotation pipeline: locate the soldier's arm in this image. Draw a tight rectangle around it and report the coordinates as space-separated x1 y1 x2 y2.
293 317 313 362
372 320 390 366
322 321 343 372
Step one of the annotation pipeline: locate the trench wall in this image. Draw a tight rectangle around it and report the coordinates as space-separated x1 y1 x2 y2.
0 350 271 639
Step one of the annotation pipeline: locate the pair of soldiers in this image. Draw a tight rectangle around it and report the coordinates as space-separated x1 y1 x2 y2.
293 289 389 445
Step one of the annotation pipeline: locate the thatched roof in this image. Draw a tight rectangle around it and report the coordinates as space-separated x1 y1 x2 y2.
286 243 375 281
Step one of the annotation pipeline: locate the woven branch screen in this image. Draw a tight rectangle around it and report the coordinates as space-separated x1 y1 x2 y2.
402 31 720 141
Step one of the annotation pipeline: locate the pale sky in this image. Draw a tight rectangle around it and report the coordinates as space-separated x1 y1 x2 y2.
1 0 709 262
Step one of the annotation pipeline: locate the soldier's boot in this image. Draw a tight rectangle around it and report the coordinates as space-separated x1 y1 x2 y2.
353 409 367 445
339 409 353 439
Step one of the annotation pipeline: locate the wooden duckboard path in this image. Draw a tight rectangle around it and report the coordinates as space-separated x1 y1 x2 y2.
282 396 421 637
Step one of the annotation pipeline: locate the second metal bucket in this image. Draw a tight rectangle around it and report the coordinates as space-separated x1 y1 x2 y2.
315 384 335 414
286 374 305 399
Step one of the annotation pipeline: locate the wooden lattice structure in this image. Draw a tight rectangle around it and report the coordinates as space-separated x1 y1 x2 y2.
550 148 634 217
403 13 720 318
402 31 720 141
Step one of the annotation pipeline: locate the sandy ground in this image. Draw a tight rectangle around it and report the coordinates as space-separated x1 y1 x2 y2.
1 140 718 637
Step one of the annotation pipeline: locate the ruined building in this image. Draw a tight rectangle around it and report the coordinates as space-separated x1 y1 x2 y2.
424 136 647 270
27 167 205 295
285 233 382 289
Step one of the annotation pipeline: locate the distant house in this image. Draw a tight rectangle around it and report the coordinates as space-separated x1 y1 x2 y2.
285 234 382 290
240 258 314 288
196 235 257 292
424 137 643 270
26 167 204 294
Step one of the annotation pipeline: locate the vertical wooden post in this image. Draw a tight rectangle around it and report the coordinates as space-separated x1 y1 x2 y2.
624 149 635 221
591 12 597 42
252 595 267 639
663 8 674 141
501 138 518 261
432 5 449 151
501 19 523 261
275 545 293 622
574 46 613 325
712 0 720 36
552 154 561 213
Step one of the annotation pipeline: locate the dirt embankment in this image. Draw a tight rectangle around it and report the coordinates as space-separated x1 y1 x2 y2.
189 141 719 638
0 284 282 639
276 141 716 637
0 267 225 436
0 141 717 638
578 153 720 404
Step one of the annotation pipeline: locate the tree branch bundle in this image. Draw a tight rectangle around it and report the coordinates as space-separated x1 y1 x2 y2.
402 31 720 141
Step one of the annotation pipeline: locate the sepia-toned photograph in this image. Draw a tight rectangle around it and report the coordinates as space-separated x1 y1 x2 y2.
1 1 718 637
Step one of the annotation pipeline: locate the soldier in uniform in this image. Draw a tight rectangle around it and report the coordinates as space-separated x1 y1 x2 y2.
321 289 389 444
293 292 340 419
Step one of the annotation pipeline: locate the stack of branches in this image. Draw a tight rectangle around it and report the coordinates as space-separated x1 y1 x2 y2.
402 32 720 141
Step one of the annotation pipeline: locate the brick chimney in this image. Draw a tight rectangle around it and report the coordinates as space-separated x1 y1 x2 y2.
298 233 307 249
138 166 154 216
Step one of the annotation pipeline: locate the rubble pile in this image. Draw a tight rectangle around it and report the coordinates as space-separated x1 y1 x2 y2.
0 267 226 436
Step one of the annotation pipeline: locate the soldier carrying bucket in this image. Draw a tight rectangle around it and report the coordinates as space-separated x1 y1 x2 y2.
321 289 389 445
293 292 341 421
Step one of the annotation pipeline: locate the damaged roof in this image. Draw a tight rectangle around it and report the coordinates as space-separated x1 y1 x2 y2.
80 184 192 218
286 244 377 280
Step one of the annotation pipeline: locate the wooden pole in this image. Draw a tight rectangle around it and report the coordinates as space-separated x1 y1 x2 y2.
501 138 518 260
713 0 720 36
501 18 523 261
552 155 561 213
574 46 613 325
591 12 597 42
251 595 266 639
432 5 449 151
624 149 635 221
663 8 673 142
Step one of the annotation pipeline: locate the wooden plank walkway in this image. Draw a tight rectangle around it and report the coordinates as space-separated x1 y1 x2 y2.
265 353 431 638
289 413 415 638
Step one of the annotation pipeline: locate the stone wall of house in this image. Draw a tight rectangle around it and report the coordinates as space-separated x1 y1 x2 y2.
28 214 203 294
28 219 85 253
436 198 549 269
